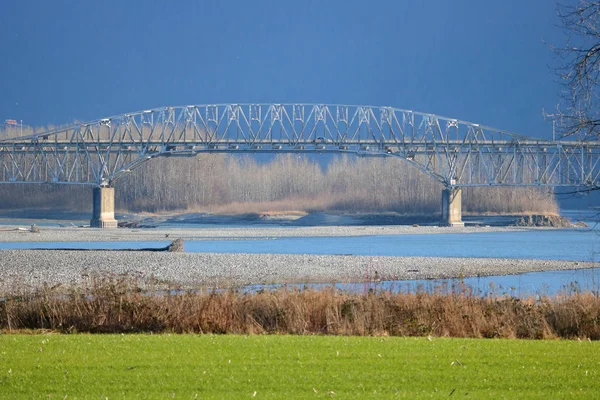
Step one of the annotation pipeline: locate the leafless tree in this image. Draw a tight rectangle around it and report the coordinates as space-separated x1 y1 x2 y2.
549 1 600 139
0 154 558 215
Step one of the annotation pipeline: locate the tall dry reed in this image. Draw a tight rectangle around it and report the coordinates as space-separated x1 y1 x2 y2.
1 277 598 339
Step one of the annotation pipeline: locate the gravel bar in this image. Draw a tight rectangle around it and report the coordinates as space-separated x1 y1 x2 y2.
0 250 593 292
0 225 593 292
0 224 530 243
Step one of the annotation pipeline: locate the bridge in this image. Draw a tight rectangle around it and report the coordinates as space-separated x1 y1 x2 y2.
1 104 600 228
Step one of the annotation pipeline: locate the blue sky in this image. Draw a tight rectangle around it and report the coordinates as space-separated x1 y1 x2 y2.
0 0 566 138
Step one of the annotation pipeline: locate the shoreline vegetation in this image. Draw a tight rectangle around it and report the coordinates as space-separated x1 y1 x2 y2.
0 146 592 341
0 154 558 216
1 276 599 339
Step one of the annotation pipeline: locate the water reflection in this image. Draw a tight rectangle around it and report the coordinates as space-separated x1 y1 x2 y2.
245 267 600 298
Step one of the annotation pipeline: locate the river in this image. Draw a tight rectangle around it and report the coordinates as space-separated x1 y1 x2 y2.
0 209 598 296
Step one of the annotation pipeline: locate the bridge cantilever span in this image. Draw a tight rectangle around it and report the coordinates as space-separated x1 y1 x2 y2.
2 104 600 227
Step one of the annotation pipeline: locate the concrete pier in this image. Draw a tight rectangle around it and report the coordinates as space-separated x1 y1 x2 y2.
441 187 464 227
90 187 118 228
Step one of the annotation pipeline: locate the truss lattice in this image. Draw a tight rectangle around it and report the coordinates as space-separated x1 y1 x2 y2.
1 104 600 188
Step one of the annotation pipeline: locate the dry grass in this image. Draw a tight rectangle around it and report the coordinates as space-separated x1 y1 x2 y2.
1 276 599 339
204 197 331 215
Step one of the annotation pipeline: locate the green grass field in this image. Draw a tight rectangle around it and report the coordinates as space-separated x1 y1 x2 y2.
0 335 598 399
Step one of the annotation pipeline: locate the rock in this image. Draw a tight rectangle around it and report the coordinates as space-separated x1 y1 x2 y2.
513 215 575 228
167 238 184 252
118 221 140 228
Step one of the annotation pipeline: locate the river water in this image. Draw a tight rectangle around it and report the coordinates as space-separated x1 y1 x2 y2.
244 268 600 297
0 209 598 296
1 226 598 261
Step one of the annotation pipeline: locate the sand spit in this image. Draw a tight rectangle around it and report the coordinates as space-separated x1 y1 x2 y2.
0 224 530 243
0 249 593 292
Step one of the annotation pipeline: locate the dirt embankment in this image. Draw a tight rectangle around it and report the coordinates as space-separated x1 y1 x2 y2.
513 215 587 228
132 211 583 228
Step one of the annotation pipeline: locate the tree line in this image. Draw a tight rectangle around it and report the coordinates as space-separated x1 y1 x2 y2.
0 154 558 215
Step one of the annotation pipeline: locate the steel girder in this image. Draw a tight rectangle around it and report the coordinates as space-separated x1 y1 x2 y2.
1 104 600 189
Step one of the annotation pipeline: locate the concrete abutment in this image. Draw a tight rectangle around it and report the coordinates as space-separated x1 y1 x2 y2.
441 187 464 227
90 187 118 228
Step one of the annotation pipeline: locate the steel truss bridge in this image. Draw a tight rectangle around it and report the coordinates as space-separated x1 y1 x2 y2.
1 103 600 190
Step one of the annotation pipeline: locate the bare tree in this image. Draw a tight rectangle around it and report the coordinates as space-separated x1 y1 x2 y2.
549 1 600 139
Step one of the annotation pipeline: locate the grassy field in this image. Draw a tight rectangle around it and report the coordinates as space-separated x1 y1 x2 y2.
0 335 598 399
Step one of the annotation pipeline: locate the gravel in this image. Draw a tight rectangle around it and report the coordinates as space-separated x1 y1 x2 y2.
0 224 528 243
0 249 593 292
0 224 594 292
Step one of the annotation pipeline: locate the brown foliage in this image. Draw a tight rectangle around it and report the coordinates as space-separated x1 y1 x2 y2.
1 277 598 339
0 155 558 215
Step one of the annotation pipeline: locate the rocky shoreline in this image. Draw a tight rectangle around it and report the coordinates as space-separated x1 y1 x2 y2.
0 222 595 292
0 223 534 243
0 249 594 293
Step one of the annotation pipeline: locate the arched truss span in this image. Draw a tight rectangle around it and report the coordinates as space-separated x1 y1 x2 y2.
1 104 600 188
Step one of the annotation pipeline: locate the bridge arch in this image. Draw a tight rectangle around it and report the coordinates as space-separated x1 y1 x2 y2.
1 104 599 227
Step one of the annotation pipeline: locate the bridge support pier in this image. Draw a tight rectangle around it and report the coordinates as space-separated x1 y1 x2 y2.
90 187 118 228
441 187 464 227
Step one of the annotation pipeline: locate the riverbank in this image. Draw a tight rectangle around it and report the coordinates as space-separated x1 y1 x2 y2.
0 222 550 243
0 249 593 292
0 208 580 231
0 219 596 291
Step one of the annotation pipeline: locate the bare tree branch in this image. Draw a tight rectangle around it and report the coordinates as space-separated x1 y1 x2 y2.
550 1 600 139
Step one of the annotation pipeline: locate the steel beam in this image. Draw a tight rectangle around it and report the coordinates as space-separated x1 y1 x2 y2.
0 104 598 190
